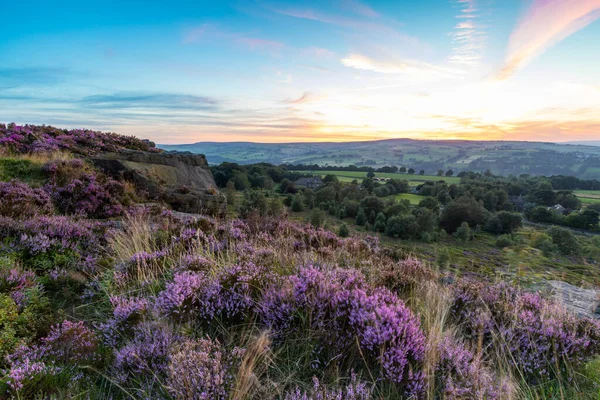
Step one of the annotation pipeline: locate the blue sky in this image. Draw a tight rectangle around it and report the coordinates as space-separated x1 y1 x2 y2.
1 0 599 143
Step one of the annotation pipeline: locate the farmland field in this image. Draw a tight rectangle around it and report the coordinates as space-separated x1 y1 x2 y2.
574 190 600 204
393 193 425 205
298 170 461 184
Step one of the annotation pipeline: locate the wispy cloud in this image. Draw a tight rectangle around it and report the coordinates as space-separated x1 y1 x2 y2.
447 0 486 67
497 0 600 79
80 92 219 110
183 24 284 51
340 0 379 18
341 53 460 80
282 92 324 105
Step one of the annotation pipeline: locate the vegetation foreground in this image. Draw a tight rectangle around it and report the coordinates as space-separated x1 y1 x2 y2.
1 124 600 399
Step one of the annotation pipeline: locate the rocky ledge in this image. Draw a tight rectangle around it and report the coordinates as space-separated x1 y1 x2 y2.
92 150 226 216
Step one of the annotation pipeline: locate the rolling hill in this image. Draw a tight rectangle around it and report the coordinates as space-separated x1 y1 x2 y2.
159 139 600 179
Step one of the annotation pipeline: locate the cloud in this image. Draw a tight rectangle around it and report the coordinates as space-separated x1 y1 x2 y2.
341 53 460 80
80 92 219 111
497 0 600 79
183 24 284 51
0 67 76 87
340 0 379 18
282 92 324 105
447 0 487 67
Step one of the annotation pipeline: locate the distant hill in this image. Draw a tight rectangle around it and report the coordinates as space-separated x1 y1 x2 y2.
159 139 600 180
566 141 600 147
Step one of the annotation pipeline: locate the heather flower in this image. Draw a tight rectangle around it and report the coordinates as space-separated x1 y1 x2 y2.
284 372 373 400
166 338 241 400
41 320 98 363
113 322 179 382
0 180 53 218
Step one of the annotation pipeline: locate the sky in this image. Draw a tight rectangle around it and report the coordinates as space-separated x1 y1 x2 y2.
1 0 599 144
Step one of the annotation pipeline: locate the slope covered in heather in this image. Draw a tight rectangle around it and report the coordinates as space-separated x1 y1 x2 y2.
1 123 600 399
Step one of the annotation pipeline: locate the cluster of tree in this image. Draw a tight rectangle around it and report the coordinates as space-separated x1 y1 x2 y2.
211 163 309 191
526 204 600 231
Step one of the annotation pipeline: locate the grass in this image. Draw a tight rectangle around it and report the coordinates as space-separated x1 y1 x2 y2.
0 152 72 185
574 190 600 204
393 193 424 205
298 170 461 184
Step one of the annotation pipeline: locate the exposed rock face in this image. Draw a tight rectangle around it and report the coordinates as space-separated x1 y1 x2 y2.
548 280 600 319
92 150 226 216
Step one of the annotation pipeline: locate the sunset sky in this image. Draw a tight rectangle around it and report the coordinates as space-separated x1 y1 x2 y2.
1 0 599 143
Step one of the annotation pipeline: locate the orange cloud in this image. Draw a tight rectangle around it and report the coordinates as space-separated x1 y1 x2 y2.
498 0 600 79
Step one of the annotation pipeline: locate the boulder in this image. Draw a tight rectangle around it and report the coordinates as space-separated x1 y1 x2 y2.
92 150 226 216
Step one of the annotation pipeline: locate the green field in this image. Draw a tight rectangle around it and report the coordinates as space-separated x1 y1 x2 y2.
393 193 425 205
299 170 460 184
574 190 600 204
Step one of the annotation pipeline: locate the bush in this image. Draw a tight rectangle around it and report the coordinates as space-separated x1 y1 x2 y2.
338 223 349 238
0 180 53 218
310 208 326 227
355 208 367 226
495 234 514 248
454 222 472 241
547 226 581 255
531 232 557 255
291 195 304 212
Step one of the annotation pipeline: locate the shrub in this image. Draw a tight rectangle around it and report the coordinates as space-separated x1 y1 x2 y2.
338 223 349 238
495 234 514 248
46 173 126 218
0 180 53 218
546 226 581 255
453 222 472 242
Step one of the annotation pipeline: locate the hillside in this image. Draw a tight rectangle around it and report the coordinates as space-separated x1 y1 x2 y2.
1 123 600 399
160 139 600 179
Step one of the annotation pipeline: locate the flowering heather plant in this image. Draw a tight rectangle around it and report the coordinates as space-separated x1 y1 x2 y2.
284 373 373 400
41 320 98 364
434 336 507 399
0 180 53 218
113 322 180 383
2 215 108 257
46 173 126 218
0 123 160 155
166 338 242 400
451 280 600 382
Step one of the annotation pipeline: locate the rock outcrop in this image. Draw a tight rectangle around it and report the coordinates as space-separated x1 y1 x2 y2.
92 150 226 216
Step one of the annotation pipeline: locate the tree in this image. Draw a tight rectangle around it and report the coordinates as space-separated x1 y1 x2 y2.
418 197 438 211
359 196 385 217
445 169 454 177
225 180 236 206
291 195 304 212
239 189 268 217
484 211 522 234
385 214 420 239
310 208 326 227
338 223 349 238
374 212 387 232
279 179 296 194
355 208 367 226
439 196 487 233
323 174 339 184
525 206 555 223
